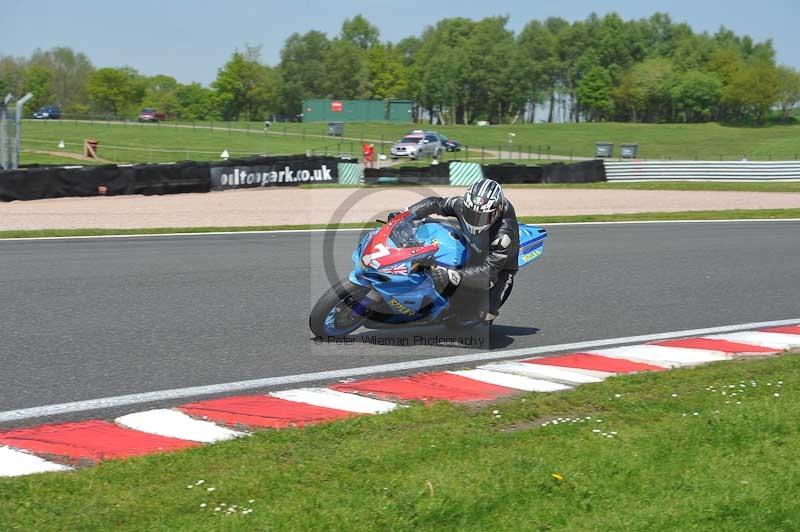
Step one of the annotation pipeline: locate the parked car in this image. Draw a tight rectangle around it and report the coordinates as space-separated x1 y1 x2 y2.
32 105 61 119
390 130 444 160
138 108 166 122
434 133 462 152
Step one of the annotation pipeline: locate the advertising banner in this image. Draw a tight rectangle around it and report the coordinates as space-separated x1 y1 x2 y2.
210 158 339 190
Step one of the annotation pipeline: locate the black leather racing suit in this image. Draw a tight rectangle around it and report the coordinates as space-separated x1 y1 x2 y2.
408 196 520 315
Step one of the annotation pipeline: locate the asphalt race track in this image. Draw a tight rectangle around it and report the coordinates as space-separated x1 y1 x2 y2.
1 221 798 424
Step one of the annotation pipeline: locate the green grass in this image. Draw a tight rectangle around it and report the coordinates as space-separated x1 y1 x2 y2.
390 157 555 167
21 119 800 163
517 209 800 223
20 120 337 164
277 120 800 161
506 181 800 193
1 209 798 240
1 353 798 530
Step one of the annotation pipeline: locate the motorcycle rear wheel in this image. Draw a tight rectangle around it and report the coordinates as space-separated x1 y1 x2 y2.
309 279 370 338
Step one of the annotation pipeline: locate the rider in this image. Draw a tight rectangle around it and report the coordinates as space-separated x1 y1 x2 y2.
394 178 519 323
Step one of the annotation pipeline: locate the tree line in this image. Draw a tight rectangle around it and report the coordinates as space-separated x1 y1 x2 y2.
2 13 799 124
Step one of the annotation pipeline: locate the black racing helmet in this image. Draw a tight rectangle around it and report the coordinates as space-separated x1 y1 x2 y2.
461 178 505 234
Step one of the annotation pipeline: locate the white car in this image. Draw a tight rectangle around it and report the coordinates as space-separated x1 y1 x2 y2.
390 131 443 160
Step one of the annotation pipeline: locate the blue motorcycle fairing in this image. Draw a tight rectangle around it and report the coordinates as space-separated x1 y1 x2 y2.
518 224 548 267
349 218 547 324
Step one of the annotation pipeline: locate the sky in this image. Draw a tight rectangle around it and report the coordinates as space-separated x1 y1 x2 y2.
2 0 798 85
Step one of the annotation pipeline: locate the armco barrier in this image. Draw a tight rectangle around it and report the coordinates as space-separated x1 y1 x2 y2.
604 160 800 182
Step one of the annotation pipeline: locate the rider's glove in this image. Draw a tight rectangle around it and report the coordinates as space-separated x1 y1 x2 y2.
431 266 461 297
387 210 403 221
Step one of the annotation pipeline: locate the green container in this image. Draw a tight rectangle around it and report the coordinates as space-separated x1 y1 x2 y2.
302 99 413 123
388 100 413 122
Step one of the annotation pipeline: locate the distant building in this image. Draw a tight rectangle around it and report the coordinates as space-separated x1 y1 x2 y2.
302 99 413 123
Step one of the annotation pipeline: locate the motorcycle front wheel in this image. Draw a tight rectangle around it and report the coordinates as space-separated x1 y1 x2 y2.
309 279 370 338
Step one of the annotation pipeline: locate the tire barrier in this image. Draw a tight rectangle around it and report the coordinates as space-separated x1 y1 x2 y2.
541 159 606 184
0 155 345 202
0 168 64 202
364 162 450 185
67 164 134 196
124 162 211 196
604 160 800 182
482 163 544 184
0 157 609 202
362 160 606 186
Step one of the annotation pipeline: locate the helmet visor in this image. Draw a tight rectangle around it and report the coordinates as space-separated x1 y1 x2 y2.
462 208 498 234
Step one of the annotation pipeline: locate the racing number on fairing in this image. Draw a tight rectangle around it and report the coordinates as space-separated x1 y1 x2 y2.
362 242 390 267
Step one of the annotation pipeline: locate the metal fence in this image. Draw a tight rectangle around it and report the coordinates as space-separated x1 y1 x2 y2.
0 98 18 170
1 93 33 170
604 160 800 182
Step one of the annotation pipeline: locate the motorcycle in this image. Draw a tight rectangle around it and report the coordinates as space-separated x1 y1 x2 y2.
309 210 547 338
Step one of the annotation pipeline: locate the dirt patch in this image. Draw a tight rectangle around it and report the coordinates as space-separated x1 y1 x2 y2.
24 149 115 164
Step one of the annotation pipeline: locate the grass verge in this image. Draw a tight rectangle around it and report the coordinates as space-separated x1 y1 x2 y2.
302 181 800 193
1 209 799 239
0 354 798 530
506 181 800 193
21 119 800 162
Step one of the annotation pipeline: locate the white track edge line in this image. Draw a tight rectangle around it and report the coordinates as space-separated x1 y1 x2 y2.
2 218 799 242
1 317 798 423
0 228 367 242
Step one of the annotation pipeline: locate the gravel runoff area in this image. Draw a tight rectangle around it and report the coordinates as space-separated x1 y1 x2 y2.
1 187 800 230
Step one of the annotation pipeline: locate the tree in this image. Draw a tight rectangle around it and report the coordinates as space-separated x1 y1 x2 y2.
367 44 409 99
86 67 145 116
23 64 53 111
174 83 218 120
463 16 525 123
775 66 800 122
410 18 474 123
143 75 180 117
4 12 786 127
706 47 742 85
277 31 330 116
29 47 94 113
724 61 779 122
322 39 369 99
616 57 675 122
518 19 560 122
394 36 421 66
340 15 380 49
0 56 26 98
577 66 614 120
671 70 722 122
213 46 277 121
